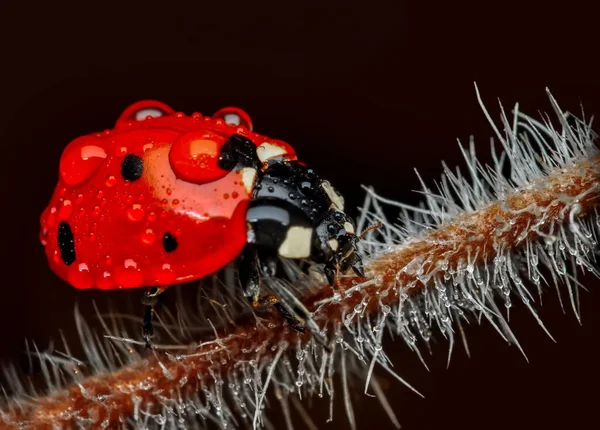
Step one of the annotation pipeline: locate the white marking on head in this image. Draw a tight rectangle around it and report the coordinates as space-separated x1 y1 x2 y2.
278 226 313 259
328 238 339 252
240 167 257 194
321 181 345 210
223 113 241 126
135 108 164 121
257 142 287 162
344 222 355 234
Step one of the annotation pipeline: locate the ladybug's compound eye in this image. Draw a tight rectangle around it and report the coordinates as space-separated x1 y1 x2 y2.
213 107 253 131
117 100 176 125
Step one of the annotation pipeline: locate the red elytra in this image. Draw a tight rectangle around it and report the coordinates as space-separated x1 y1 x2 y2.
40 100 297 290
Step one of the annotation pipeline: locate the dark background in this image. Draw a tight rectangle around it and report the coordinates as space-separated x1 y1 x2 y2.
2 1 600 429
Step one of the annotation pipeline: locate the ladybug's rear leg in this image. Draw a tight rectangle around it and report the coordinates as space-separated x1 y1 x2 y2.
141 286 167 348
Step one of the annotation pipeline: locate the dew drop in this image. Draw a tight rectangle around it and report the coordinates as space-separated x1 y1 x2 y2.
105 175 117 187
58 200 73 220
67 263 94 289
126 204 145 222
114 259 144 288
96 271 115 290
154 263 176 285
141 229 156 245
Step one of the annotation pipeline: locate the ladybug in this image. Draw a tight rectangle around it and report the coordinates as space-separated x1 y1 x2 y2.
39 100 364 346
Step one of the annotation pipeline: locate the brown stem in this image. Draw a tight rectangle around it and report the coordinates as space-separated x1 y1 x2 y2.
2 155 599 429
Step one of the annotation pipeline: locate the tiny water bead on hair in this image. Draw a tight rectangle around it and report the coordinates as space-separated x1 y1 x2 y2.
39 99 365 345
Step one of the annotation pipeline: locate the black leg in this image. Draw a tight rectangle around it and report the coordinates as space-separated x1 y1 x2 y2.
239 245 308 333
141 286 167 349
239 246 261 306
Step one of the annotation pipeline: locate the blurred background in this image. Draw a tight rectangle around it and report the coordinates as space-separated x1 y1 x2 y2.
2 1 600 429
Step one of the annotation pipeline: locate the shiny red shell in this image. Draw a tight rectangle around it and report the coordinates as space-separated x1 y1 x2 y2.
40 100 297 290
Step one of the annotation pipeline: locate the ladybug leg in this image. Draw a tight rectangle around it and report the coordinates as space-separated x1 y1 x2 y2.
239 246 261 307
239 245 308 333
141 286 167 349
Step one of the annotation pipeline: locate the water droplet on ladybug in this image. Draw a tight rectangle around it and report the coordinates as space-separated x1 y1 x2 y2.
76 194 84 204
154 263 176 285
58 200 73 220
223 193 229 200
96 271 115 290
232 191 239 199
288 193 296 200
172 199 180 205
68 262 94 289
114 259 144 288
141 229 156 245
96 190 104 200
166 188 172 196
105 175 117 187
268 186 274 192
147 212 157 223
47 207 57 227
116 146 128 157
126 204 145 222
60 144 107 186
300 181 312 191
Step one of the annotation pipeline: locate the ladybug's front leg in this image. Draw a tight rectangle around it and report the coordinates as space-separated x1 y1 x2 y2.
238 246 306 333
141 286 167 348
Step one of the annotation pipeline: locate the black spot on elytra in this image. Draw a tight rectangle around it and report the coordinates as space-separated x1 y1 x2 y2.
162 232 178 252
121 154 144 181
218 134 260 171
57 222 75 265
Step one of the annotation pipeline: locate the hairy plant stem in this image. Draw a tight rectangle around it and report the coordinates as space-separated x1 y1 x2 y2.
3 150 598 429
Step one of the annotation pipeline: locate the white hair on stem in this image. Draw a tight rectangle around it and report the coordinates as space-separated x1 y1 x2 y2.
1 86 599 429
